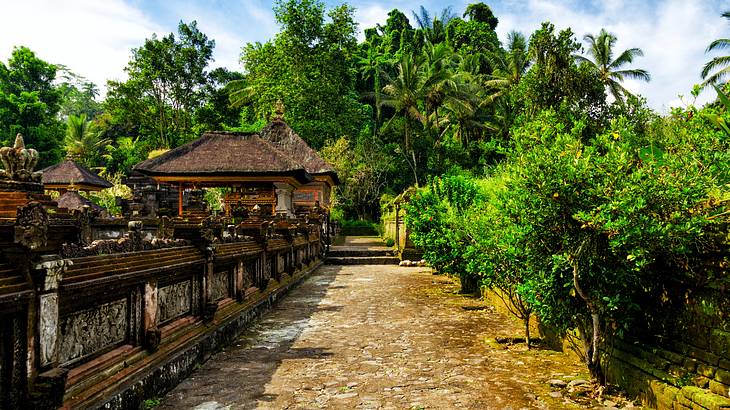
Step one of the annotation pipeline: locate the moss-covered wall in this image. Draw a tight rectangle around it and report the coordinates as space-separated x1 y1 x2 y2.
603 255 730 409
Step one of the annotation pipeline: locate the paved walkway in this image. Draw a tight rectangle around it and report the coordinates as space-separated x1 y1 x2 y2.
158 261 591 409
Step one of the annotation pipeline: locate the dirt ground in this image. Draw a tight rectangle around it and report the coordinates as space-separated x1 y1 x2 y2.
158 263 637 410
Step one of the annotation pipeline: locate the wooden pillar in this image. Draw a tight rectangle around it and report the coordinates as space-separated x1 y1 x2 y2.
178 183 183 217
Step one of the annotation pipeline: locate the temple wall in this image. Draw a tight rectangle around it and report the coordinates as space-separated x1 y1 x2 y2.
0 202 326 409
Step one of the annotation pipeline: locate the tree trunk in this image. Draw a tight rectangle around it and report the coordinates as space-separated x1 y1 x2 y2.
573 261 605 384
524 314 531 350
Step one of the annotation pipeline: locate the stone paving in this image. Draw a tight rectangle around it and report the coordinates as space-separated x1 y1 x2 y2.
159 257 591 409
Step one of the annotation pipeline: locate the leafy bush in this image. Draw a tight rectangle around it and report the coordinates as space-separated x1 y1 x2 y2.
404 104 728 381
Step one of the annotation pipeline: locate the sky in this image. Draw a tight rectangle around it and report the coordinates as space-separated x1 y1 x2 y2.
0 0 728 112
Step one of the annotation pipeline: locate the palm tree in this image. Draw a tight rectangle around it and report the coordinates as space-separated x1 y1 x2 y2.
485 31 529 100
421 41 458 133
380 53 432 186
438 80 485 146
574 28 650 102
64 114 109 167
356 44 387 133
701 11 730 87
412 6 458 44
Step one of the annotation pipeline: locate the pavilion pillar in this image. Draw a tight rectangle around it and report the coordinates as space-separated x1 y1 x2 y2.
274 182 295 218
178 183 183 217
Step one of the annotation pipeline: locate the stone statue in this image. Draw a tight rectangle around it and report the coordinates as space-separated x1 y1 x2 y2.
14 201 49 250
0 134 41 182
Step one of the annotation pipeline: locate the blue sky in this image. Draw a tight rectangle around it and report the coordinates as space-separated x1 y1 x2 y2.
1 0 728 111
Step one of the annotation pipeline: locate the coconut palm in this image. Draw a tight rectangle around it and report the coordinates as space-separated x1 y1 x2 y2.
701 11 730 87
64 114 109 167
412 6 458 44
485 31 529 100
381 51 455 186
574 28 650 102
356 44 387 131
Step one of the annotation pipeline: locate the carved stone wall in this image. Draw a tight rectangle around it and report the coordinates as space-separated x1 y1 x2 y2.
209 270 230 301
157 281 192 324
1 314 26 408
244 260 257 289
59 299 128 365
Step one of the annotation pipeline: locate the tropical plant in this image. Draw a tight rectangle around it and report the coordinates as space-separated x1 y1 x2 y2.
63 114 109 166
485 31 529 99
701 11 730 87
574 28 650 102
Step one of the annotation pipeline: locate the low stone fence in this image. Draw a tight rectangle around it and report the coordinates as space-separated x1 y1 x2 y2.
0 204 326 409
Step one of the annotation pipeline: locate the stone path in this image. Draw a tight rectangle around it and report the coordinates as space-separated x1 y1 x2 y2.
159 249 590 409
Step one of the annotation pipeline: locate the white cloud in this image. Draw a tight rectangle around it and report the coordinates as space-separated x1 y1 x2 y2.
0 0 162 92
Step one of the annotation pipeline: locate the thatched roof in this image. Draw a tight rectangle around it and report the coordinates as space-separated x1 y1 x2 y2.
41 160 113 190
56 190 107 214
260 119 339 185
134 131 312 184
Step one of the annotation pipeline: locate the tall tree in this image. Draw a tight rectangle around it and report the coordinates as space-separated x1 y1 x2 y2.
105 21 215 148
0 46 64 166
239 0 364 149
574 28 650 102
485 31 529 99
701 11 730 87
56 66 102 120
521 23 606 119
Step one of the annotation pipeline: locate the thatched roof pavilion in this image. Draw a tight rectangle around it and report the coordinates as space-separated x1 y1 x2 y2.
134 131 316 217
41 160 113 192
56 190 108 216
134 131 312 186
260 119 339 186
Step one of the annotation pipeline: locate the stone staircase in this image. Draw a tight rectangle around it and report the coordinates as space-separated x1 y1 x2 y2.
326 237 399 265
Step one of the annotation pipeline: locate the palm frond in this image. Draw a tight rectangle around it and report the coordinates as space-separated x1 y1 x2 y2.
701 55 730 79
706 38 730 53
612 68 650 82
608 48 643 69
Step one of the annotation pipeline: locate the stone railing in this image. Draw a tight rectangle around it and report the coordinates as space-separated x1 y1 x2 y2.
0 203 324 409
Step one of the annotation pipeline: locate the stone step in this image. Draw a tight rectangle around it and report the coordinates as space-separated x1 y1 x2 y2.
328 249 393 257
325 256 400 265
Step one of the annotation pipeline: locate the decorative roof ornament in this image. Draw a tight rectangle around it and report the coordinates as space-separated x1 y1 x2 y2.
274 99 285 120
0 134 41 183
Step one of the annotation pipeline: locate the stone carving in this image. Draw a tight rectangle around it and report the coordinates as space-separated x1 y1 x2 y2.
127 220 143 251
0 134 41 182
157 281 192 324
145 328 161 352
73 206 93 246
209 270 230 301
14 201 48 250
158 215 174 239
58 298 127 365
274 99 285 120
200 216 219 243
60 237 189 258
245 260 257 289
33 257 72 291
39 294 59 366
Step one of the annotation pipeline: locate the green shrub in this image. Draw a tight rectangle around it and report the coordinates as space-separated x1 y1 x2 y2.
402 104 728 381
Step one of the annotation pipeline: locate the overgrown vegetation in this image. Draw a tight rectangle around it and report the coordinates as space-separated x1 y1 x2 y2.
405 98 729 382
1 0 729 385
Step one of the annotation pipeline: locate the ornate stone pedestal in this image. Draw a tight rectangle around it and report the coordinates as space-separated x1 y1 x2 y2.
274 182 295 218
